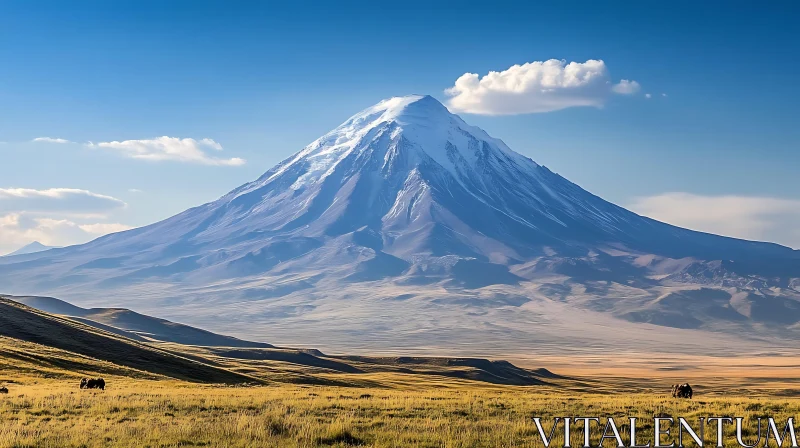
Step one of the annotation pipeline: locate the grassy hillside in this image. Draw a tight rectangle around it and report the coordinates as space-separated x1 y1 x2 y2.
7 295 272 348
0 298 255 384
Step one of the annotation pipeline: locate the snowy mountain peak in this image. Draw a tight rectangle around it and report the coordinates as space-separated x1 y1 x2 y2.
252 94 538 196
352 94 448 123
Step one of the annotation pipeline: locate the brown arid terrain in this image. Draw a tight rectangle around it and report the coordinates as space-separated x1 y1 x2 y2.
3 296 800 447
515 352 800 397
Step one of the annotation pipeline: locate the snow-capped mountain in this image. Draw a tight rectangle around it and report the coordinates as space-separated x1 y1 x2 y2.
2 95 799 355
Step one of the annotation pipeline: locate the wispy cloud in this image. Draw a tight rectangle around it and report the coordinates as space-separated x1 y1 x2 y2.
88 136 245 166
0 188 126 214
32 137 72 144
0 187 132 254
78 222 133 235
445 59 643 115
0 213 132 255
628 192 800 249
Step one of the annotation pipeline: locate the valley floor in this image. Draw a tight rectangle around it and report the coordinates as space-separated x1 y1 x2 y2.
1 376 799 448
512 351 800 397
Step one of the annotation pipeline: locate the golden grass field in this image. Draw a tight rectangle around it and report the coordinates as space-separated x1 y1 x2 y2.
2 375 800 448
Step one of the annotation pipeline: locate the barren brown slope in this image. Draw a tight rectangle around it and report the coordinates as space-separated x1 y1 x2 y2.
0 298 256 384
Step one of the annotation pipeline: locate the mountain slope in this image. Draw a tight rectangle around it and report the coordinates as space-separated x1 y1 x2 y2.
0 95 798 355
4 241 56 257
7 295 272 348
0 298 256 383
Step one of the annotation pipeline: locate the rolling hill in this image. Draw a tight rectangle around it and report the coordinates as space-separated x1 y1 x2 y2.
7 295 272 348
0 298 255 384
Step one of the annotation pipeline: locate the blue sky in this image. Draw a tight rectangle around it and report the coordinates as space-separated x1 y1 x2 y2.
1 1 799 253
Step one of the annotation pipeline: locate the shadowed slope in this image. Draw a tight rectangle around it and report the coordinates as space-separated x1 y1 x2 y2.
0 298 256 384
8 295 272 348
334 356 554 386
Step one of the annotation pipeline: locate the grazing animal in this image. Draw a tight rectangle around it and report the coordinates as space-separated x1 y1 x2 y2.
671 383 693 399
80 378 106 390
0 386 8 394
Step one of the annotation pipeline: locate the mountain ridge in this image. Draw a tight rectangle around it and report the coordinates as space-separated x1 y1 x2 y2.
5 295 272 348
0 298 256 384
4 241 57 257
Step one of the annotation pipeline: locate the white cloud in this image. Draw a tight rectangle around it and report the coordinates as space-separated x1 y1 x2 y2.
0 214 82 251
662 93 668 97
645 93 653 99
0 187 133 254
88 136 245 166
78 222 134 235
128 188 143 193
199 138 223 150
628 192 800 249
32 137 72 144
611 79 641 95
444 59 642 115
0 188 126 214
0 213 132 255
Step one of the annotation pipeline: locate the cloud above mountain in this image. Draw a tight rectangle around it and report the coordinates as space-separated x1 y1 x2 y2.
0 188 126 214
629 192 800 249
0 188 131 255
445 59 642 115
0 214 131 255
32 137 72 144
76 222 134 235
87 136 245 166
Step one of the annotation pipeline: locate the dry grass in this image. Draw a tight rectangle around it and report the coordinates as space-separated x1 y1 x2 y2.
1 376 799 448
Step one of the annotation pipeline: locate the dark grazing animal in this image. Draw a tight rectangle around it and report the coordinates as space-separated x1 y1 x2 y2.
80 378 106 390
0 386 8 394
671 383 693 399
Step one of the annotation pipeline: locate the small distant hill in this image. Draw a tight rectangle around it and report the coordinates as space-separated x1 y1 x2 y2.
4 241 57 257
0 298 255 384
7 295 272 348
332 355 557 385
